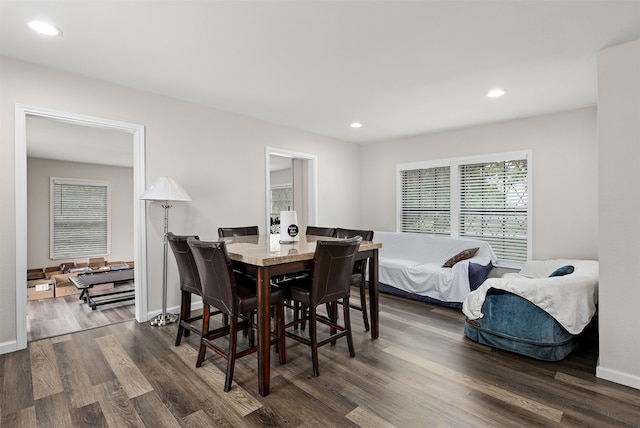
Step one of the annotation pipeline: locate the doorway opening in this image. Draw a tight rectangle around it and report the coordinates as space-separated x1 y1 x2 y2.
265 147 318 235
13 104 148 352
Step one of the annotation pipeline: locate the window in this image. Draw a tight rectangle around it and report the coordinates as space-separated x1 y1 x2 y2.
50 178 110 259
397 151 531 267
400 166 450 235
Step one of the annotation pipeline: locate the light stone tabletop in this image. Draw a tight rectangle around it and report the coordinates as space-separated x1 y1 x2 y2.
214 234 381 267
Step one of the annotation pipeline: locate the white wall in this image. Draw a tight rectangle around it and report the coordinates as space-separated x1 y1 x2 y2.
597 39 640 389
27 158 134 269
359 107 599 261
0 57 361 345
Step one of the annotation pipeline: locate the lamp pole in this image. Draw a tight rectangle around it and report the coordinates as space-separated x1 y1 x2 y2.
150 201 178 326
141 176 191 327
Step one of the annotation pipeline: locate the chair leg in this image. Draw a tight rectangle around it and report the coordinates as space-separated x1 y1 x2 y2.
224 315 238 392
276 302 286 364
292 300 299 329
310 306 320 377
360 283 370 332
343 296 355 357
328 301 338 346
301 304 308 330
196 305 211 367
248 311 255 346
175 291 192 346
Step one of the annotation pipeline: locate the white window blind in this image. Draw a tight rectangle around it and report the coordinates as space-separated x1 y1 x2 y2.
458 159 528 264
397 151 531 267
51 178 110 259
400 166 450 234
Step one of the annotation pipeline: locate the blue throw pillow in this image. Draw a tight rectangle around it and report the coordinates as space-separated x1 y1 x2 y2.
549 265 574 277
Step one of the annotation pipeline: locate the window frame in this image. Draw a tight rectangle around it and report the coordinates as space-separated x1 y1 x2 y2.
396 150 532 268
50 177 112 260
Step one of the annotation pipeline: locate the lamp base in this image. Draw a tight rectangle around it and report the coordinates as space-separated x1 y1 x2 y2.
150 313 178 327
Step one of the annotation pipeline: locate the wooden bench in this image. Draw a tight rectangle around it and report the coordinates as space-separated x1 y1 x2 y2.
70 268 135 310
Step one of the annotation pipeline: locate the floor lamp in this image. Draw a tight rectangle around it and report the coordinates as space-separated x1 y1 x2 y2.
141 176 192 326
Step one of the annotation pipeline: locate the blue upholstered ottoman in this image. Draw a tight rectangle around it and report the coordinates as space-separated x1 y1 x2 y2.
464 289 580 361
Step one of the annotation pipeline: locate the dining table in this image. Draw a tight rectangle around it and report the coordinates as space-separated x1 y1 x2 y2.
216 233 382 397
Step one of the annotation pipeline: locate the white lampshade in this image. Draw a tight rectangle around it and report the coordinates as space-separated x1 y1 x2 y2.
140 176 191 202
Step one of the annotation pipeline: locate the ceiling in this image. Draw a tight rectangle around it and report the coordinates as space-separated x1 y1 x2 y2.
26 115 134 167
2 1 640 148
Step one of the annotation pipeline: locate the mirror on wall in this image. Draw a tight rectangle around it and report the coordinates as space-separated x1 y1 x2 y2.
269 155 293 234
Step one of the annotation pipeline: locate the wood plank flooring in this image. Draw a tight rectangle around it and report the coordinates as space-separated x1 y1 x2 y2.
4 291 640 427
27 284 135 342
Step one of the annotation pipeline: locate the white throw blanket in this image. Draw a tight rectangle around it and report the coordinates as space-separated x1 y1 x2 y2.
462 259 599 335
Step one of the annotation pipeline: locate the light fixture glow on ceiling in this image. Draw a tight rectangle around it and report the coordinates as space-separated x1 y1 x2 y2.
350 122 362 128
487 89 505 98
28 20 62 36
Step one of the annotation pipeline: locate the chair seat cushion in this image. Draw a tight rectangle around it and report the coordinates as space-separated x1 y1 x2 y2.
181 282 201 296
236 283 286 313
351 272 363 287
285 279 312 305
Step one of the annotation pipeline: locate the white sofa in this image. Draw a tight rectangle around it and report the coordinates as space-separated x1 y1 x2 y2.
374 231 497 307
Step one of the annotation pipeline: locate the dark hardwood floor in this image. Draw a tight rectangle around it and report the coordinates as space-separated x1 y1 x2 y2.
4 290 640 427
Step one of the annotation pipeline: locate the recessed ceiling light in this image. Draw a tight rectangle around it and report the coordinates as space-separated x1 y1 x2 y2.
350 122 362 128
28 20 62 36
487 89 505 98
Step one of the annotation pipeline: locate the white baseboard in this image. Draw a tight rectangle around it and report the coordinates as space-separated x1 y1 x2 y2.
596 364 640 390
147 301 203 320
0 339 19 355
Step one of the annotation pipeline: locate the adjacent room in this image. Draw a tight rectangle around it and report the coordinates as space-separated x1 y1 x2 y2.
1 1 639 426
25 116 136 341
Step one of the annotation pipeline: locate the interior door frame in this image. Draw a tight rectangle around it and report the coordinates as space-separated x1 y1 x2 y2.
13 104 148 351
265 146 318 235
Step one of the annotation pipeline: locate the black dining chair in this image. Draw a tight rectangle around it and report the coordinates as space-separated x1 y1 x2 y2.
275 226 337 328
188 238 285 392
282 236 362 376
305 226 336 237
334 228 374 331
217 224 260 284
167 232 210 346
217 226 259 238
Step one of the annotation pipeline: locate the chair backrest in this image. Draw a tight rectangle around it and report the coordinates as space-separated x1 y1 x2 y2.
311 237 362 306
217 226 259 238
335 228 374 275
334 228 374 242
188 239 237 315
167 232 201 296
305 226 336 237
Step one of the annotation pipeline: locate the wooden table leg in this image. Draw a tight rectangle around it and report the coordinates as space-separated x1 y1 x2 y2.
257 267 271 396
369 249 379 339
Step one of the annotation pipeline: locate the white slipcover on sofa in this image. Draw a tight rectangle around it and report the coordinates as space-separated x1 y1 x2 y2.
374 231 497 307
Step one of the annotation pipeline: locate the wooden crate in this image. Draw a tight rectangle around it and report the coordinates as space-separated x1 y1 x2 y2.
27 268 45 280
27 280 54 300
55 282 114 298
54 283 81 297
